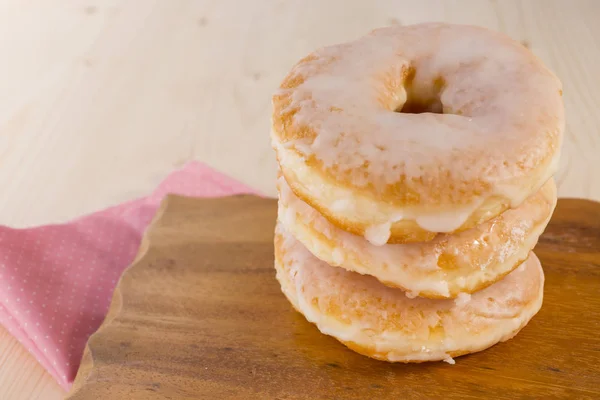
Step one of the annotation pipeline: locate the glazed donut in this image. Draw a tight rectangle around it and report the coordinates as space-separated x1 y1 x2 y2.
274 223 544 363
277 175 556 298
271 23 564 244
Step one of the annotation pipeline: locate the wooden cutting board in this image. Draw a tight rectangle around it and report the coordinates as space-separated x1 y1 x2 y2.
66 195 600 399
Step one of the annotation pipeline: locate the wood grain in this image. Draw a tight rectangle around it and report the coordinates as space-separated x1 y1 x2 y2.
0 328 64 400
1 1 599 398
65 195 600 400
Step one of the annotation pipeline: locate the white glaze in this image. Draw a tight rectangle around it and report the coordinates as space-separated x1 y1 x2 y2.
454 293 472 307
272 23 564 233
275 142 553 236
443 357 456 365
274 223 545 363
415 200 484 232
364 222 392 246
277 175 556 297
278 24 562 188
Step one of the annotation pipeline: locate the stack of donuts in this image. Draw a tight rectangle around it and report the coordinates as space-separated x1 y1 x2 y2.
270 23 564 363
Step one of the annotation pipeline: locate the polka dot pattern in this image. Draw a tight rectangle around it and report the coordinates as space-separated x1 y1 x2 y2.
0 162 255 390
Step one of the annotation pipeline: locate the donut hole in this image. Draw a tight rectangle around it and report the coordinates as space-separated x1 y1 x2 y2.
397 92 443 114
395 76 445 114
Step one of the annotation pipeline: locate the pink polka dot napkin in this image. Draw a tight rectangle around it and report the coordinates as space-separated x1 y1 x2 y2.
0 162 255 390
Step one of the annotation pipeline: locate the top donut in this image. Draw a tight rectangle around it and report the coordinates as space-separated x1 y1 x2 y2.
271 23 564 244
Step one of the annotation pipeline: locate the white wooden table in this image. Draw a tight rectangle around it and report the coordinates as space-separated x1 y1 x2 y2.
1 1 598 398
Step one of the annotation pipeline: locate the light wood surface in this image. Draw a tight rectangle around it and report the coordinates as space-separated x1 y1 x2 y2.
64 195 600 399
0 0 599 399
